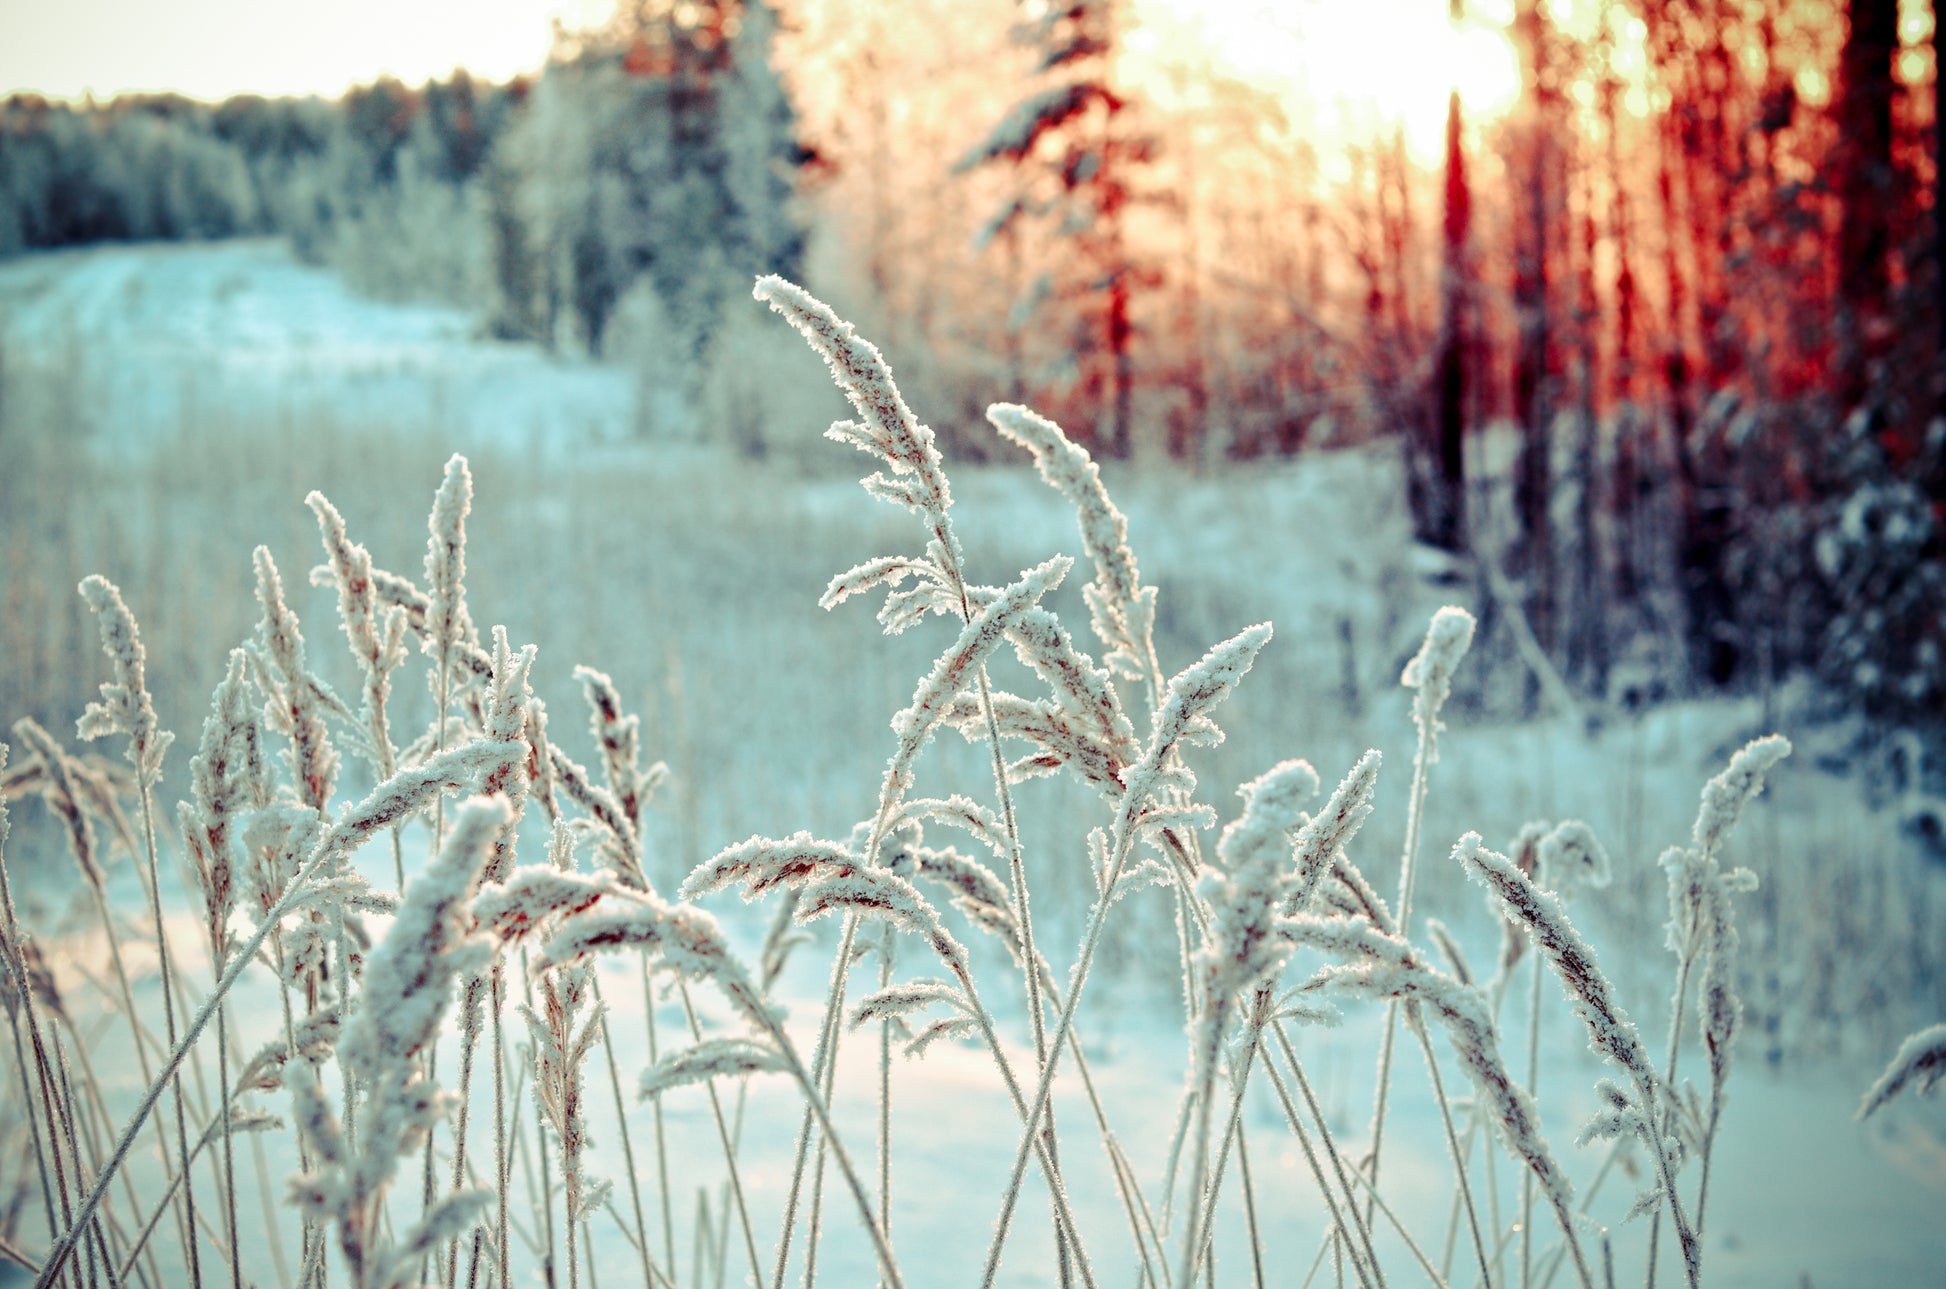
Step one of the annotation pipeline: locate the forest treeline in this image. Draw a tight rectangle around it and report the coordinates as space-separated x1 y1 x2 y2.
2 0 1943 738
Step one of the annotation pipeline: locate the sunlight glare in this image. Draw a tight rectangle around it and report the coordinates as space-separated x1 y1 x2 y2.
1133 0 1524 167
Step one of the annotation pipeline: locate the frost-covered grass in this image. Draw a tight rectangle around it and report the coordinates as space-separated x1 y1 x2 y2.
2 244 1944 1289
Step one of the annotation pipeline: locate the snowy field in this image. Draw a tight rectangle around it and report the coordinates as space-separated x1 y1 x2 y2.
2 240 1943 1288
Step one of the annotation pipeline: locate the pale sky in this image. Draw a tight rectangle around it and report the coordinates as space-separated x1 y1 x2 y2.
0 0 612 101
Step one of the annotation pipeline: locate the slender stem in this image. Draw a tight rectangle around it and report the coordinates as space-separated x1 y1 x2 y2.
643 960 676 1289
1258 1047 1376 1289
675 981 762 1289
214 995 239 1289
979 786 1149 1289
134 781 201 1289
1645 929 1703 1289
493 968 511 1289
1522 949 1545 1289
247 1131 290 1289
971 664 1072 1276
1268 1024 1383 1287
1408 1013 1491 1289
1235 1121 1266 1289
757 1014 906 1289
876 932 893 1289
769 916 861 1289
4 980 61 1255
1365 711 1436 1233
444 986 481 1289
951 966 1098 1289
591 982 657 1289
1338 1155 1456 1289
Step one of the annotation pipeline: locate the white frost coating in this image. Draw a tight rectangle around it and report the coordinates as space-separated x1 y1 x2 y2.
1858 1023 1946 1119
423 453 475 675
573 664 646 828
295 797 504 1283
641 1037 790 1099
752 277 958 557
473 865 609 945
307 489 408 697
1455 832 1656 1092
985 402 1155 680
1190 758 1318 1087
1287 750 1382 916
539 888 776 1036
183 649 270 943
883 555 1070 809
683 831 856 901
339 798 503 1075
1284 912 1577 1221
1692 734 1791 859
1400 605 1475 744
251 546 339 810
13 718 105 892
333 739 522 860
1004 605 1140 769
481 628 538 883
1120 622 1273 814
77 573 174 784
1537 820 1611 898
847 979 969 1031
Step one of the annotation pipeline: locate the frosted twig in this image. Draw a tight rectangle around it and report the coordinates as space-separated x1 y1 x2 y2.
1859 1023 1946 1119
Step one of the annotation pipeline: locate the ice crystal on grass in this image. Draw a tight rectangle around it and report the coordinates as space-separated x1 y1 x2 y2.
423 453 476 679
1859 1023 1946 1119
987 402 1155 682
297 797 504 1289
1457 833 1654 1088
1287 750 1382 916
883 556 1070 808
10 719 104 892
77 574 173 785
252 547 342 811
1692 734 1791 860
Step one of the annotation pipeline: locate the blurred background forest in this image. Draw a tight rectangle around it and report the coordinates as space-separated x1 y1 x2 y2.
3 0 1944 755
4 0 1946 1068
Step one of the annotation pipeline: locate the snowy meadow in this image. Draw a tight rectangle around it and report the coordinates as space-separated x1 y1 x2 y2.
0 242 1943 1289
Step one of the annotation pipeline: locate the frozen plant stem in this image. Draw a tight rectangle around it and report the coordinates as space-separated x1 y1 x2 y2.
675 980 763 1289
1365 607 1473 1229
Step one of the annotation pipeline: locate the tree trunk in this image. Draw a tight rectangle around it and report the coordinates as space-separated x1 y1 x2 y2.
1422 82 1470 555
1836 0 1899 414
1513 0 1556 661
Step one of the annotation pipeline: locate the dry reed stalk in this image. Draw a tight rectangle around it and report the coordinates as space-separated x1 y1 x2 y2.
1633 735 1786 1287
757 277 1103 1287
884 832 1169 1277
291 798 506 1289
984 403 1162 704
10 716 192 1282
177 650 271 1289
1859 1022 1946 1118
1294 910 1596 1288
1363 606 1474 1237
686 831 1102 1288
981 620 1271 1289
74 575 204 1289
540 886 909 1289
1177 759 1318 1289
305 491 412 911
429 628 538 1289
0 753 89 1289
35 736 521 1289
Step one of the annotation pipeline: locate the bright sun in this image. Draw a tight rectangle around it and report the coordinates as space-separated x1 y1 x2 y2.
1129 0 1525 167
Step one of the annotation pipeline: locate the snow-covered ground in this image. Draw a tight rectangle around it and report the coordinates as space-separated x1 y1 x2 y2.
2 240 1943 1287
